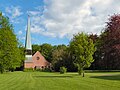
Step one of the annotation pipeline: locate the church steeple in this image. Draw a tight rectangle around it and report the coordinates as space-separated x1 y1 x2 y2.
25 15 32 50
25 15 32 63
24 15 50 69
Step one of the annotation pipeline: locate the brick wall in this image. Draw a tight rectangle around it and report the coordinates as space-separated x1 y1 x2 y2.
24 51 50 69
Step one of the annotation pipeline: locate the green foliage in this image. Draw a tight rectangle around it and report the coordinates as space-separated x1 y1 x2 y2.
35 68 42 72
89 34 106 70
40 43 53 62
69 32 96 76
35 68 52 72
23 68 34 72
18 44 25 67
51 44 68 71
32 43 53 62
24 67 52 72
32 44 77 72
32 44 41 55
43 67 52 72
0 12 23 73
0 64 4 73
60 66 67 74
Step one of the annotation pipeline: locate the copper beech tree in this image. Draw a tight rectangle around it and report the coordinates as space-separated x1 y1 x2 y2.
99 14 120 69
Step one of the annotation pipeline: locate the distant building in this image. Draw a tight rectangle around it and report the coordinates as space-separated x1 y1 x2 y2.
24 15 50 69
24 51 50 69
32 51 50 69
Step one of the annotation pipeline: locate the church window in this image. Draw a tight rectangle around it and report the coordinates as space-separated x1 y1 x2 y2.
37 57 40 60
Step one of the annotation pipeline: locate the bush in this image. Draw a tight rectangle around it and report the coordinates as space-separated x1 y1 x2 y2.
43 68 52 72
0 65 4 74
23 67 52 72
60 66 67 74
23 68 34 72
9 67 15 72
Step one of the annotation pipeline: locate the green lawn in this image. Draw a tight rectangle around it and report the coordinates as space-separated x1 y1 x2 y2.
0 71 120 90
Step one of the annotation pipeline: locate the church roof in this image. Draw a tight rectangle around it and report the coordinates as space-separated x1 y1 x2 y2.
32 51 50 64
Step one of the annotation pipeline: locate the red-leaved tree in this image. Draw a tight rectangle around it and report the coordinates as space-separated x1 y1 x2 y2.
100 14 120 69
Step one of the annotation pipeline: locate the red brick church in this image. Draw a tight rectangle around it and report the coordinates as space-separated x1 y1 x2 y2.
24 51 50 69
24 16 50 69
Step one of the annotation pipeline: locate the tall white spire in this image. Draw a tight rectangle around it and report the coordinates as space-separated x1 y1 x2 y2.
25 15 32 50
25 15 33 63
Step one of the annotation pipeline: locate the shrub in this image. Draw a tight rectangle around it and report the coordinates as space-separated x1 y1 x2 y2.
43 67 52 72
23 68 34 72
35 68 42 72
60 66 67 74
34 67 52 72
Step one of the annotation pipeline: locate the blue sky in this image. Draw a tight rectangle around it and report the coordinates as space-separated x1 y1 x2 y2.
0 0 69 45
0 0 120 46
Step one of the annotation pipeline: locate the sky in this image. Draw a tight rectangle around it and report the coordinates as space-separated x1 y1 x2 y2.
0 0 120 46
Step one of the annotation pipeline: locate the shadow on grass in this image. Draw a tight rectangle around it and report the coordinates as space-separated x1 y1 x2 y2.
91 74 120 81
33 75 73 78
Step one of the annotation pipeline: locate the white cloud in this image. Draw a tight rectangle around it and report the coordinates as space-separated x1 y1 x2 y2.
5 6 23 23
5 6 23 17
28 11 41 16
30 0 120 39
21 37 25 40
18 30 23 35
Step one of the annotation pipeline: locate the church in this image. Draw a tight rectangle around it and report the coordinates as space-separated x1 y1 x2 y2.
24 16 50 69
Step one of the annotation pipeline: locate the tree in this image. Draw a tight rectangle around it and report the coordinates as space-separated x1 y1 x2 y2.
40 43 53 62
0 12 22 73
51 44 67 71
88 34 103 70
98 14 120 70
32 44 41 55
18 43 25 70
64 48 78 72
69 32 96 76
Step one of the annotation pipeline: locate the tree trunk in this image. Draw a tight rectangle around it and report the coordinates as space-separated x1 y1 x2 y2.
82 70 85 77
0 65 4 74
0 68 4 74
78 65 83 75
78 69 82 75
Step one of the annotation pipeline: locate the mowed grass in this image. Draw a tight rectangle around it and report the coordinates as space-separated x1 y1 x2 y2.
0 71 120 90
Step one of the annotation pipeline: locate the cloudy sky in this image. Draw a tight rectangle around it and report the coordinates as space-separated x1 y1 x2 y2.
0 0 120 45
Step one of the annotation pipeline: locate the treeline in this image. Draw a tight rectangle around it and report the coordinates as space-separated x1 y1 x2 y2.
90 14 120 70
33 14 120 71
32 32 96 73
32 44 77 72
1 11 120 74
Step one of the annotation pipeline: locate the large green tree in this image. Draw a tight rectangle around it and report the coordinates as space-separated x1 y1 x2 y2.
88 34 103 70
0 12 22 73
69 33 96 76
32 44 41 55
51 44 67 71
40 43 53 62
32 44 53 62
18 43 25 70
